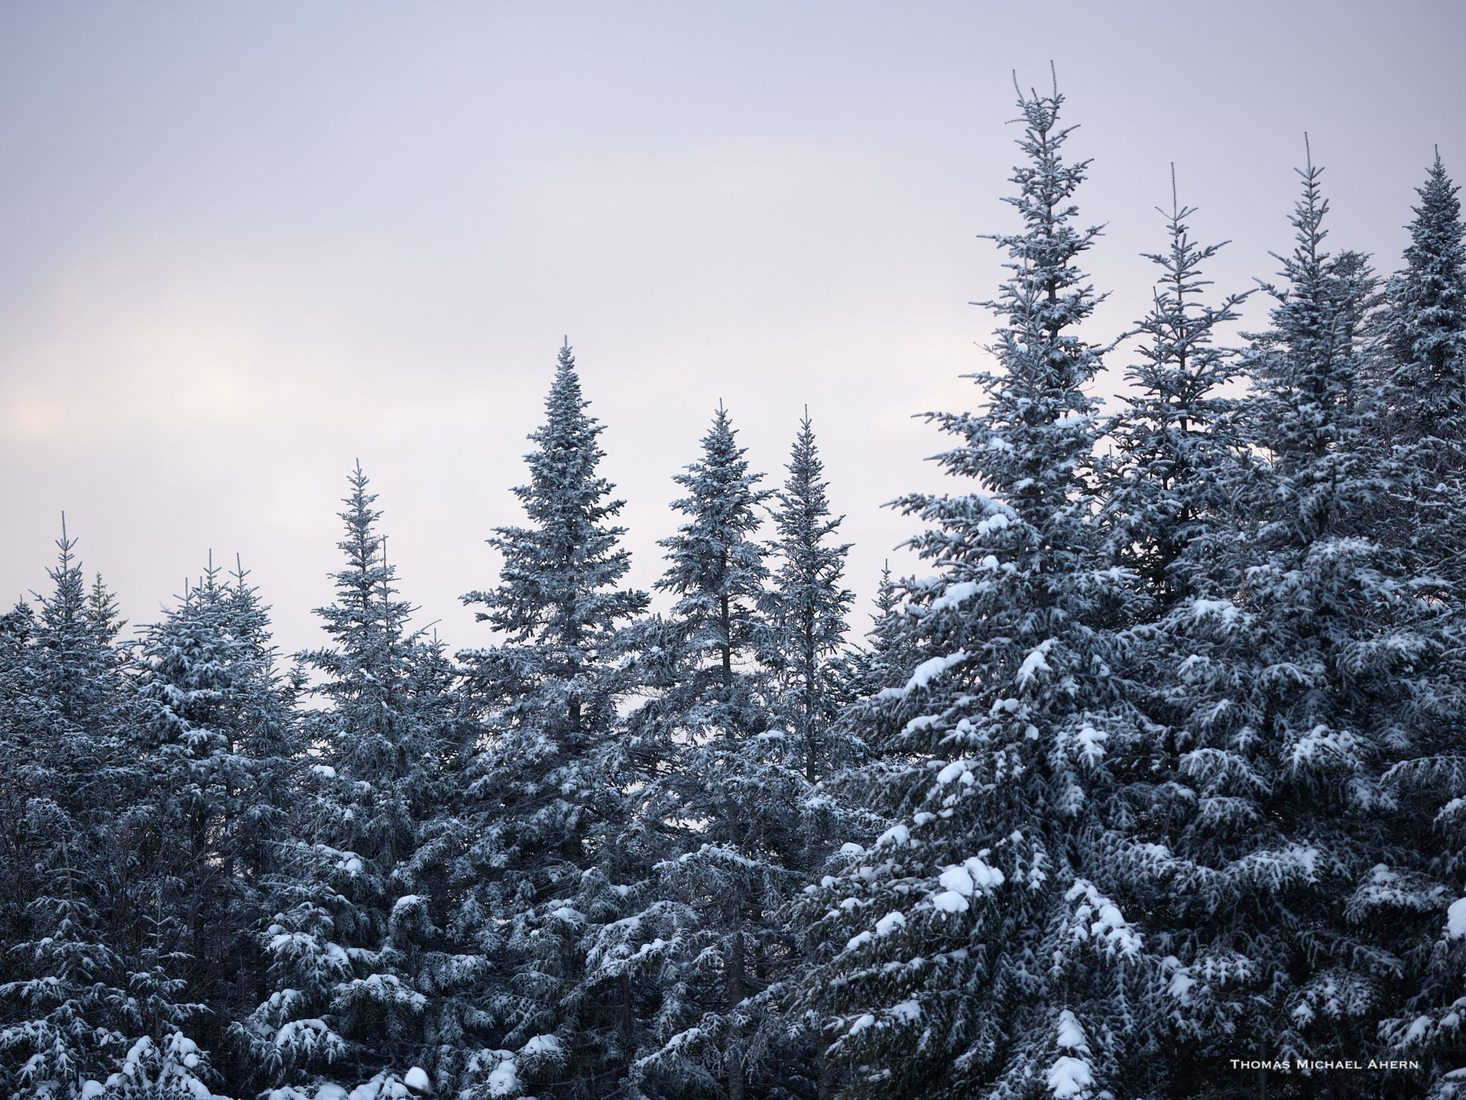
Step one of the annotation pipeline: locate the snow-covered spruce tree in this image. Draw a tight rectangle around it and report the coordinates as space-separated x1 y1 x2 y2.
762 411 856 785
1149 150 1442 1097
89 1032 223 1100
1100 171 1251 611
0 599 37 985
1374 154 1466 1092
801 80 1168 1100
1371 150 1466 575
1091 180 1279 1096
818 557 914 866
626 405 818 1100
130 556 299 1090
0 526 150 1099
454 342 650 1100
757 413 860 1098
242 466 461 1098
843 563 907 701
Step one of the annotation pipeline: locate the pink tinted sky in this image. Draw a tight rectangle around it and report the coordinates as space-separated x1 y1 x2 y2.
2 1 1463 657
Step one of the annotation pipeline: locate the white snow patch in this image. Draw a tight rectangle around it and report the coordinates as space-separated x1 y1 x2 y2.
1066 880 1141 958
939 866 975 898
939 854 1004 901
929 580 979 613
1075 724 1107 764
874 824 910 849
875 911 906 937
933 890 969 913
1046 1055 1094 1100
1047 1011 1093 1099
888 999 921 1022
1448 896 1466 938
876 651 967 700
936 760 970 786
901 714 940 737
1055 1010 1088 1051
486 1057 518 1097
1165 956 1196 1003
1016 640 1056 688
404 1066 431 1093
1189 598 1241 624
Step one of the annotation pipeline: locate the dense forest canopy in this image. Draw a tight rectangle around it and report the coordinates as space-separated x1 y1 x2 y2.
3 78 1466 1100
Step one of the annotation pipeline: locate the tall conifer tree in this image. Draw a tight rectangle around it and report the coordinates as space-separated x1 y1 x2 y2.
0 527 146 1098
1374 154 1466 1090
805 79 1161 1099
131 557 297 1089
627 406 819 1100
1145 149 1440 1097
244 467 455 1098
455 342 650 1099
763 411 855 784
1102 171 1250 610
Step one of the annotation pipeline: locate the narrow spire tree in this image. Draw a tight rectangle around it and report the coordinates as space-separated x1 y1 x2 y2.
843 562 909 700
1102 169 1250 609
1374 155 1466 1086
0 526 142 1098
627 406 819 1100
244 466 451 1098
763 410 855 784
1378 152 1466 444
455 342 650 1099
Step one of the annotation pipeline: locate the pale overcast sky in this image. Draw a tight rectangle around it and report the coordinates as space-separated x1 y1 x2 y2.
2 1 1463 658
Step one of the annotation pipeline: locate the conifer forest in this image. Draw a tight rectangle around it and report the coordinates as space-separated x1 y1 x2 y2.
6 61 1466 1100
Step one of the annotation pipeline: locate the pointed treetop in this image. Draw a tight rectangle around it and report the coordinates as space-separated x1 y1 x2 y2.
465 338 643 658
1284 135 1330 269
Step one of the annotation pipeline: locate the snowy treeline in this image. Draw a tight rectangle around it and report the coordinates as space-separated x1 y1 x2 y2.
3 81 1466 1100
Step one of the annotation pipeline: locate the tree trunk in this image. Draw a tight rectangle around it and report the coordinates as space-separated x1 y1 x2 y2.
729 922 746 1100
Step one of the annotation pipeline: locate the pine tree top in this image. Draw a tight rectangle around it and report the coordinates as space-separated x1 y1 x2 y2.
1248 142 1378 486
465 341 645 661
1125 170 1248 409
1383 151 1466 406
658 404 771 604
905 79 1106 571
772 412 851 579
